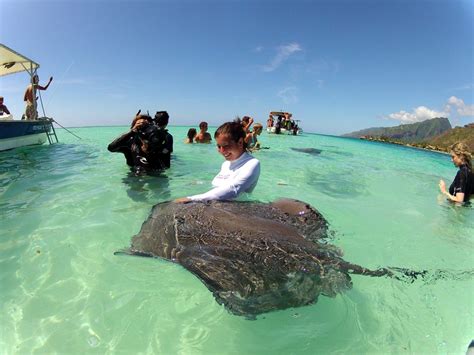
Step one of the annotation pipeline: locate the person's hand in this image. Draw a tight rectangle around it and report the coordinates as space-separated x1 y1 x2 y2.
439 179 446 194
174 197 191 203
132 119 146 132
49 76 53 82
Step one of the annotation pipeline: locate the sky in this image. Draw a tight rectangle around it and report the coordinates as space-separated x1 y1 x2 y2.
0 0 473 135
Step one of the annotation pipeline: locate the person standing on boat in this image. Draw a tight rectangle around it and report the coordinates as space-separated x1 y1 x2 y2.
0 96 11 115
175 121 260 202
275 116 282 134
439 142 474 203
23 75 53 120
267 115 274 128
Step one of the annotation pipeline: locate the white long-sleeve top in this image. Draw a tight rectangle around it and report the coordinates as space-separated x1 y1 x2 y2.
188 152 260 201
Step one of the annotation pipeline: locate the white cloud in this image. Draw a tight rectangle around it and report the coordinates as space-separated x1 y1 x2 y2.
387 106 448 123
263 43 302 72
254 46 263 52
446 96 474 116
277 86 298 104
386 96 473 124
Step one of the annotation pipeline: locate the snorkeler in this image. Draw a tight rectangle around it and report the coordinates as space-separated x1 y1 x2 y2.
438 142 474 203
175 121 260 202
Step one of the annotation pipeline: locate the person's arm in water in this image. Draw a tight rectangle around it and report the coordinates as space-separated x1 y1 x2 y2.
189 159 260 201
176 158 260 203
439 179 464 203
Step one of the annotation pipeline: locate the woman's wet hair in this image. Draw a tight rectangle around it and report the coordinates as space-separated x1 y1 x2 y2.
187 128 197 140
253 123 263 132
450 142 472 170
215 122 248 149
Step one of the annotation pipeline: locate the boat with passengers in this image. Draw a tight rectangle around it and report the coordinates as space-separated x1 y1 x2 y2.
266 111 303 135
0 43 57 151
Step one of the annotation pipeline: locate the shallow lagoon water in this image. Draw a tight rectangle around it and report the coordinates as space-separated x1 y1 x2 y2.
0 126 473 354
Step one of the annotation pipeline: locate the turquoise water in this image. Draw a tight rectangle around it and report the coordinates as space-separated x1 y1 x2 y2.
1 126 473 354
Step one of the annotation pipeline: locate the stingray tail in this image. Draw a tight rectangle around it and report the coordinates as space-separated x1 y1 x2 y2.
340 261 395 278
114 248 155 258
341 261 474 284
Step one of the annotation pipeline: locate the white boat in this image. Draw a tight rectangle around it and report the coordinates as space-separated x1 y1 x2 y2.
266 111 303 135
0 43 57 151
266 126 303 135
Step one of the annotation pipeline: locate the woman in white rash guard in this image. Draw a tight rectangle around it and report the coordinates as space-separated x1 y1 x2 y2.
175 121 260 202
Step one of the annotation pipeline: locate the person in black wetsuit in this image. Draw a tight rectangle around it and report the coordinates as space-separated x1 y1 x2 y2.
153 111 173 169
439 142 474 203
107 111 172 175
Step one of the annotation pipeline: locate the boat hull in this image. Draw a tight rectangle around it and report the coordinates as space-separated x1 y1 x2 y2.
266 127 303 135
0 120 52 151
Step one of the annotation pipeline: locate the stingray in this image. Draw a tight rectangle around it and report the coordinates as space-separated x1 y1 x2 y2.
117 199 472 318
291 147 322 155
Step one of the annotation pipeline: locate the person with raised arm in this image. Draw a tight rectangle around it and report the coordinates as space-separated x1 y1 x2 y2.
23 74 53 120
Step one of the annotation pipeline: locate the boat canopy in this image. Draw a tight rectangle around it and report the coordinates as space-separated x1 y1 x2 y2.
270 111 292 117
0 43 39 77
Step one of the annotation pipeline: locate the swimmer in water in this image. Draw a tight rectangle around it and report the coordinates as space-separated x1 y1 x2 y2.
439 142 474 203
175 121 260 202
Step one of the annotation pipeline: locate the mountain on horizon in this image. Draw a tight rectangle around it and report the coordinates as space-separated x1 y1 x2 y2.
342 117 452 143
428 123 474 153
